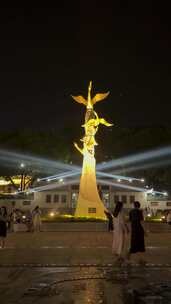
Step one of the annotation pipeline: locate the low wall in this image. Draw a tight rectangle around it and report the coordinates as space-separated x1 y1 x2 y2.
144 222 171 232
42 222 171 232
12 222 171 232
41 222 108 232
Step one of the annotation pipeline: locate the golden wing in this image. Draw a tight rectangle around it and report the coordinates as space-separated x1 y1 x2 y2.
71 95 87 106
99 118 113 127
92 92 110 105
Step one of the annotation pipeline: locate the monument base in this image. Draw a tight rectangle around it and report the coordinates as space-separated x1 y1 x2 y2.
75 151 107 219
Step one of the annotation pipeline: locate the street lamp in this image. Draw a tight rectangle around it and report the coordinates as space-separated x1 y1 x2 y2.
20 163 26 191
20 163 25 168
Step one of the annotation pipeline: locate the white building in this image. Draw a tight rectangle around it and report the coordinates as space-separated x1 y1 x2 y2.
0 183 170 215
0 183 146 214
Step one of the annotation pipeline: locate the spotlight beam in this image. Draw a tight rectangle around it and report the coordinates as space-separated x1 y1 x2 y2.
97 146 171 171
96 171 142 182
38 169 142 183
17 178 165 197
111 158 171 175
27 179 80 193
97 179 146 192
0 149 80 172
1 146 171 179
39 170 81 181
97 179 166 196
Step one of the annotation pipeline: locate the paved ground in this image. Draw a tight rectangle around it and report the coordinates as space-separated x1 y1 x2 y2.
1 229 171 265
0 227 171 303
2 265 171 303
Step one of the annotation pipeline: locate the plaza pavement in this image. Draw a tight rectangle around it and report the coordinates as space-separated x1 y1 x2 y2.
0 224 171 303
0 224 171 266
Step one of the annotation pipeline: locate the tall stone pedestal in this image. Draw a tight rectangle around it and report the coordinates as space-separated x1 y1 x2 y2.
75 152 106 219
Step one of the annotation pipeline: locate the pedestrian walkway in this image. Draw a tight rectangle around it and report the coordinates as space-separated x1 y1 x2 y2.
1 231 171 303
0 231 171 265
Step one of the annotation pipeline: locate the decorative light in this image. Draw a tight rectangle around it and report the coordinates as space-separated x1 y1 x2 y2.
59 178 63 183
141 178 145 182
0 179 10 185
129 178 132 183
146 188 154 193
37 178 40 182
20 163 25 168
49 212 55 217
163 192 168 196
117 179 121 182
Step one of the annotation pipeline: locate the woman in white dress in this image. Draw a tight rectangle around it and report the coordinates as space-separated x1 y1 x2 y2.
112 201 129 263
32 206 42 232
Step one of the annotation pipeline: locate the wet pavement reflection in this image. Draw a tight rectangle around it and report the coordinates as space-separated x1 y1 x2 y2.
1 265 171 303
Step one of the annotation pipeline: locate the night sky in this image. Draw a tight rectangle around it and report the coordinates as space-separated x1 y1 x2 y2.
0 3 171 130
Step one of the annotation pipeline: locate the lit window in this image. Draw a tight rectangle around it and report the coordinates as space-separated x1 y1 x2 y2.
71 192 78 208
130 195 135 204
102 193 110 207
46 194 51 203
72 185 79 190
151 202 159 206
101 185 109 190
121 195 127 204
54 194 59 203
61 194 67 203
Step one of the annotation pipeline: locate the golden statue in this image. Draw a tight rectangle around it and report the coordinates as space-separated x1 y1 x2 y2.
72 81 109 109
71 82 113 219
72 81 112 156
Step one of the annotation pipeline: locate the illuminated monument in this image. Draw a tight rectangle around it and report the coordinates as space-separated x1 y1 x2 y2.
72 81 113 219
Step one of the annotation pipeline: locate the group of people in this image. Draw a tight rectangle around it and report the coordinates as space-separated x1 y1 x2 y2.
106 201 146 265
0 205 42 248
1 202 171 256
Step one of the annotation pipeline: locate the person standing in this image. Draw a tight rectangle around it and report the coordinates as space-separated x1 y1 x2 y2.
7 208 15 232
129 201 146 264
26 211 34 232
166 211 171 225
104 210 113 231
112 201 129 264
32 206 42 232
0 206 8 248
